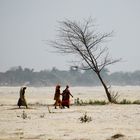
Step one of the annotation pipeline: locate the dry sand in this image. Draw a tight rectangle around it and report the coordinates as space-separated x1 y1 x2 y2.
0 86 140 140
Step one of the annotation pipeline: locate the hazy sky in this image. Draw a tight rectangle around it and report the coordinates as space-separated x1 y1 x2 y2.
0 0 140 72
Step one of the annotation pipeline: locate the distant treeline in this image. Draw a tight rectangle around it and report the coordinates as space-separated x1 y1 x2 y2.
0 66 140 86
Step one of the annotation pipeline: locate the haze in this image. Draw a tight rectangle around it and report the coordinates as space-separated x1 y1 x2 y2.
0 0 140 72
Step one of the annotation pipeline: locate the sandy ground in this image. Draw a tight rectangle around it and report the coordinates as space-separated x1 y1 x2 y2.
0 86 140 140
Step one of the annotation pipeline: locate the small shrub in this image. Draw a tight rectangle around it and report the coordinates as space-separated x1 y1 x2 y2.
74 98 107 105
111 133 125 139
110 91 120 103
88 99 94 104
79 112 92 123
92 100 107 105
40 113 45 118
79 99 84 105
21 110 27 119
106 133 125 140
119 99 132 104
74 98 80 105
133 100 140 104
86 99 107 105
47 105 52 113
74 98 86 105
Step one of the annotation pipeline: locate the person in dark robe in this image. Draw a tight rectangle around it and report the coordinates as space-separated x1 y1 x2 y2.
17 87 28 108
54 84 62 109
62 85 73 108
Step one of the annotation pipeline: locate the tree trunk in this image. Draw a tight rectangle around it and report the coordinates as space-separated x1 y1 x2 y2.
96 72 112 102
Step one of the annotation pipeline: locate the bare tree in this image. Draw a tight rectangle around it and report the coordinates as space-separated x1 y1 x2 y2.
50 18 121 102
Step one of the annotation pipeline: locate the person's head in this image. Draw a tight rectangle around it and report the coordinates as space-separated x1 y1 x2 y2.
23 87 27 90
66 85 69 89
56 84 60 89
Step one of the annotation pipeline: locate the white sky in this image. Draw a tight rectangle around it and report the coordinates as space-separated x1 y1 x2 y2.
0 0 140 72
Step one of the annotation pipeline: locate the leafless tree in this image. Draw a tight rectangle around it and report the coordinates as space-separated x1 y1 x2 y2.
50 18 121 102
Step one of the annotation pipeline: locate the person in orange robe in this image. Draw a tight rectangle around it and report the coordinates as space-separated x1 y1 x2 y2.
54 84 62 109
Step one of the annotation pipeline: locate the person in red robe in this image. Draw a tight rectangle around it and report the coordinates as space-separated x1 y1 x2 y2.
62 85 73 108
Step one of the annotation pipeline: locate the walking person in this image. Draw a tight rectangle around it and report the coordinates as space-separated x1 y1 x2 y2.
17 86 28 109
62 85 73 108
54 84 62 109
